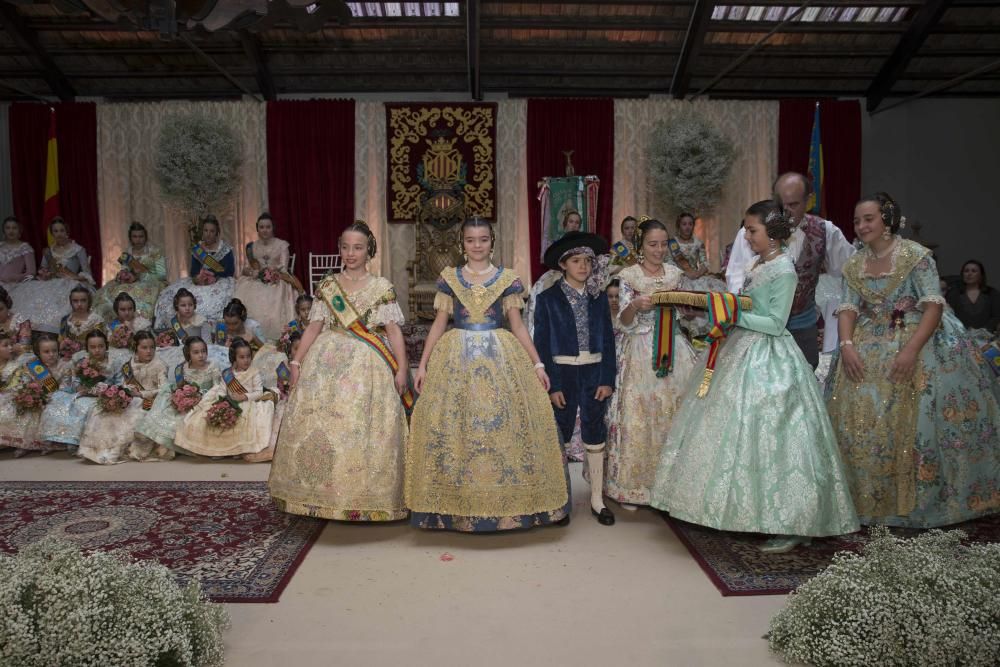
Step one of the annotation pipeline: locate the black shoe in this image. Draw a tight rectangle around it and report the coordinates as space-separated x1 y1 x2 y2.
555 514 571 527
591 506 615 526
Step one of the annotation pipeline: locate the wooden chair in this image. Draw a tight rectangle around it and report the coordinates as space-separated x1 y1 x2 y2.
406 203 466 321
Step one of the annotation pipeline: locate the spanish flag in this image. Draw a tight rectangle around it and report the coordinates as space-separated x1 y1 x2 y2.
43 108 60 246
806 102 824 216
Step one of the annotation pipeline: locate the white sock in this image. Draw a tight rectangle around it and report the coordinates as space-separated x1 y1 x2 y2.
585 443 607 513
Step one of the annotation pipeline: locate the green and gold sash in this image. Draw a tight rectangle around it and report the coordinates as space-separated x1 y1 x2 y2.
318 276 415 414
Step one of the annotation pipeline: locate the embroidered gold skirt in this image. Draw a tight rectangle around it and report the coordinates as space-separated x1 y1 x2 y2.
405 328 569 530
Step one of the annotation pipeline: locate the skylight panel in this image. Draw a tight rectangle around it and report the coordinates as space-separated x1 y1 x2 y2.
711 5 909 24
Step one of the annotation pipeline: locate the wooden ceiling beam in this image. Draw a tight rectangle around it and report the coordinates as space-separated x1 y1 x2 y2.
670 0 714 98
866 0 952 111
0 1 75 100
467 0 481 100
239 30 276 101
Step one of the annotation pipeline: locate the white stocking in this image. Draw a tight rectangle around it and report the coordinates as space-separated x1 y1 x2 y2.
585 443 607 512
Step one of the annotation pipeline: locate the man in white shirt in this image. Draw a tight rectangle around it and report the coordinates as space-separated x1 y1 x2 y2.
725 172 855 368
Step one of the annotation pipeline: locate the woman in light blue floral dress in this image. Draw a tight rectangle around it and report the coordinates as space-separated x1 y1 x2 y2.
827 193 1000 528
651 201 859 553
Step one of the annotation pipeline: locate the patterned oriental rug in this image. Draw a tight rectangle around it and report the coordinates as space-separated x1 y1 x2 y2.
0 481 324 603
663 512 1000 597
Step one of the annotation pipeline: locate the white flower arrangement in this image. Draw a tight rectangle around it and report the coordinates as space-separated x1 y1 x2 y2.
768 527 1000 666
649 112 735 216
0 539 230 667
155 114 243 219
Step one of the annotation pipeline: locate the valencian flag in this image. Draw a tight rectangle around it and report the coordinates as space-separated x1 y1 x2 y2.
43 108 60 246
806 102 824 215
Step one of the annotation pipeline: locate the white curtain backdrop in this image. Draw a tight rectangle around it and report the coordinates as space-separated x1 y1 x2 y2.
354 99 530 309
613 99 779 270
96 99 268 283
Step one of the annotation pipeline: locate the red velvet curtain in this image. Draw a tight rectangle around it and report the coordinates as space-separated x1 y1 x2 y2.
266 100 356 288
9 102 101 284
527 98 615 281
778 99 861 242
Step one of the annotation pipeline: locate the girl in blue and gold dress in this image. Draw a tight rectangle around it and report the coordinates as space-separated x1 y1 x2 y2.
407 217 570 532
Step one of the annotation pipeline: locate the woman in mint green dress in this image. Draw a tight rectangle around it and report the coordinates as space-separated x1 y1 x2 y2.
651 201 859 553
827 192 1000 528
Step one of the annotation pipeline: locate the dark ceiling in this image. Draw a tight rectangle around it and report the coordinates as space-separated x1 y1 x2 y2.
1 1 998 111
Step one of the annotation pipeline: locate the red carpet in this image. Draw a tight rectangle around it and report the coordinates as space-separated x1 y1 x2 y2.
662 512 1000 596
0 481 324 603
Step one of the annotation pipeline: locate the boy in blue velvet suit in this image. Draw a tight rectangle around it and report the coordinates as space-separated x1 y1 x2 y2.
533 231 617 526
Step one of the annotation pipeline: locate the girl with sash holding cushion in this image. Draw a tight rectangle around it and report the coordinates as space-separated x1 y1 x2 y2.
78 331 167 465
93 222 166 321
827 193 1000 528
132 336 221 461
107 292 152 368
269 222 411 521
406 217 570 532
0 334 68 455
0 286 32 357
605 219 697 510
174 337 275 460
154 215 236 325
40 329 122 449
651 201 859 553
0 216 35 302
58 286 105 362
16 217 95 333
232 213 299 340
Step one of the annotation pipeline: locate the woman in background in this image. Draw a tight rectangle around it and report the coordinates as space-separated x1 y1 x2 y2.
16 217 95 333
93 222 166 322
154 215 235 324
233 213 298 341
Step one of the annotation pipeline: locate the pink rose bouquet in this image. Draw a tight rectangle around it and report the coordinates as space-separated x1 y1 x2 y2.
59 338 82 361
155 331 178 348
110 324 133 349
13 381 49 414
76 358 106 390
97 384 132 413
170 382 202 413
195 268 217 286
115 269 137 284
258 267 282 285
276 330 293 355
205 396 242 431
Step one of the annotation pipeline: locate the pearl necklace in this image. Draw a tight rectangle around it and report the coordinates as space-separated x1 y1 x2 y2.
340 271 368 281
464 263 496 276
867 237 898 260
762 247 783 262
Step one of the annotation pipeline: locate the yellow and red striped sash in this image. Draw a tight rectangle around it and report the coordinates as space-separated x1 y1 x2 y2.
696 292 743 397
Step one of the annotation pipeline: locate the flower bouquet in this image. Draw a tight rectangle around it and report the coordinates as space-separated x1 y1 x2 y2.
195 268 217 286
76 358 106 390
59 337 81 361
206 396 242 432
115 269 137 284
13 381 50 414
36 266 53 280
276 330 293 355
110 324 133 349
170 382 202 413
97 384 132 413
258 267 281 285
156 331 178 348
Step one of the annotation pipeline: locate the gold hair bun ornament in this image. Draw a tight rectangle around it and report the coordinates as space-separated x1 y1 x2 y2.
639 215 652 223
650 290 753 311
899 215 907 229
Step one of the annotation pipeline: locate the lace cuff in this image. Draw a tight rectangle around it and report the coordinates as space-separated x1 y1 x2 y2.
433 291 453 315
502 293 525 312
834 303 860 316
918 295 947 307
375 301 405 327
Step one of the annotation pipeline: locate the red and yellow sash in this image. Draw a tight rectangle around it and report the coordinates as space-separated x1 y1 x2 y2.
222 366 249 396
696 292 743 397
191 243 225 275
652 306 675 378
318 276 415 415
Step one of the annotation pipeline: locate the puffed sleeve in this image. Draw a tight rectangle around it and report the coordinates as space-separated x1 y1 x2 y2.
308 297 330 324
501 277 525 313
39 249 52 271
617 274 639 332
276 240 290 271
434 276 455 315
911 255 946 308
218 248 236 278
245 370 264 402
23 245 36 279
76 248 95 285
149 249 167 282
373 285 405 327
835 261 864 316
697 243 709 271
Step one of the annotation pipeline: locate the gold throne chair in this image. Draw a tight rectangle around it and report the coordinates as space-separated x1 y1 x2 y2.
406 136 468 321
